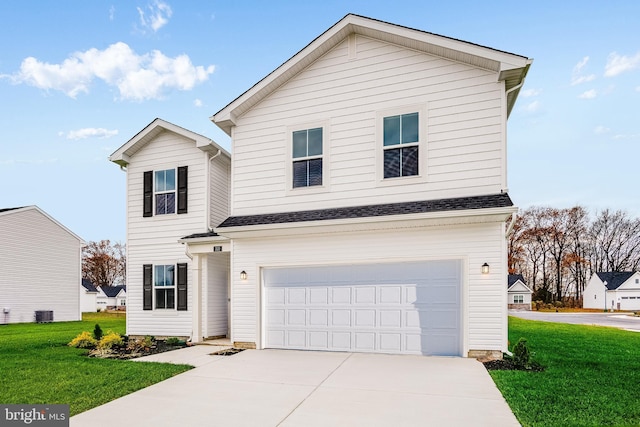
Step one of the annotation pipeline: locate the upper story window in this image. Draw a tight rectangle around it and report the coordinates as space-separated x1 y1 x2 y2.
383 112 419 178
292 128 323 188
155 169 176 215
143 166 188 217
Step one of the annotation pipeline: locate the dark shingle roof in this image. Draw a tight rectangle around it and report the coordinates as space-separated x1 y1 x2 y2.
596 272 636 290
508 274 526 288
101 285 126 297
217 193 513 228
81 279 98 293
0 207 23 213
181 231 219 240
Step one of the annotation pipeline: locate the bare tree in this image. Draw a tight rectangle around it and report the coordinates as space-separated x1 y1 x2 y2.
589 210 640 273
82 240 126 287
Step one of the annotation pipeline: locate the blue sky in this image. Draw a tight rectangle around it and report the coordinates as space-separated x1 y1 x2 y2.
1 1 638 243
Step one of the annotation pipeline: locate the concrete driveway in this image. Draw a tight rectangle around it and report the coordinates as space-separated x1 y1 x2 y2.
71 348 519 427
509 310 640 332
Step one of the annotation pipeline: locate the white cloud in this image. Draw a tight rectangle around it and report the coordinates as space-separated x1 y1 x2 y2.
109 5 115 21
521 100 540 113
636 86 640 92
137 1 172 33
613 133 640 140
579 89 597 99
594 125 610 134
571 56 596 85
64 128 119 140
194 98 203 107
520 88 541 97
5 42 214 101
605 51 640 77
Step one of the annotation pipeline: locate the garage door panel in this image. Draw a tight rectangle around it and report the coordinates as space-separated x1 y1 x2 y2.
287 288 306 304
355 287 376 304
309 309 328 326
264 261 461 356
288 309 306 326
379 286 402 304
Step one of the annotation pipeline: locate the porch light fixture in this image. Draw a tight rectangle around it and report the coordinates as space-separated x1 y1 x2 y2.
481 263 490 274
240 270 247 280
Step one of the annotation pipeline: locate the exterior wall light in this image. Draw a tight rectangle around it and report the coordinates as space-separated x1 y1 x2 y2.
481 263 490 274
240 270 247 280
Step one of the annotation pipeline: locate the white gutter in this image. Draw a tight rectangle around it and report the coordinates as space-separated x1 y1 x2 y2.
506 211 518 237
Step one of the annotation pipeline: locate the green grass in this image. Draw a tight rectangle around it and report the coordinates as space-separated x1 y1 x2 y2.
492 317 640 426
0 313 192 415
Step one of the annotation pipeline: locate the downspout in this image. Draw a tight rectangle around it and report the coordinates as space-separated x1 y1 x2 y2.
506 211 518 237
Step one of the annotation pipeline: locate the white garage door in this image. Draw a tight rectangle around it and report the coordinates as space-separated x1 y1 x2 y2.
620 296 640 311
263 260 461 356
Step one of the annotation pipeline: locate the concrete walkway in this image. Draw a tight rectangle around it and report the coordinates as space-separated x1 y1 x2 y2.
71 348 519 427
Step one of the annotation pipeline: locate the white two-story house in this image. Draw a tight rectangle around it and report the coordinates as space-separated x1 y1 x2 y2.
111 14 531 358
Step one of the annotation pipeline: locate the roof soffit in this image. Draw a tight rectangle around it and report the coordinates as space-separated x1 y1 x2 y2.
212 14 531 134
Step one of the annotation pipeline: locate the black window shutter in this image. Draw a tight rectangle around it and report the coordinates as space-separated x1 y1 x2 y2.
177 263 188 311
143 171 153 217
143 264 153 310
177 166 188 214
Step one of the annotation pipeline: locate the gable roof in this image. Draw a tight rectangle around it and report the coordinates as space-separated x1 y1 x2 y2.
212 13 532 135
0 205 84 243
217 193 513 229
596 272 636 290
109 118 230 168
100 285 126 298
82 279 98 293
508 274 526 288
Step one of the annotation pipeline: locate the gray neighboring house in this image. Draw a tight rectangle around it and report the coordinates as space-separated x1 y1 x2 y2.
0 206 84 324
507 274 532 310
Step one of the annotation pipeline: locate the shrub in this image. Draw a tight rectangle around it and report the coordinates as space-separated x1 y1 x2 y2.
93 324 103 341
512 338 531 368
165 337 185 347
69 331 97 349
554 301 564 308
98 332 124 350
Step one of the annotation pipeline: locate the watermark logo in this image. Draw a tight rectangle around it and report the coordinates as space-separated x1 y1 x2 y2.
1 405 68 426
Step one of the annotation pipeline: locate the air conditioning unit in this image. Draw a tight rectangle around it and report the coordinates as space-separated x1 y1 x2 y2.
35 310 54 323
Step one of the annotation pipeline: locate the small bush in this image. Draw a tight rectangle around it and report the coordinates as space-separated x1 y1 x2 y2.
98 332 124 350
554 301 564 308
165 337 185 347
93 324 103 341
512 338 530 368
69 331 97 349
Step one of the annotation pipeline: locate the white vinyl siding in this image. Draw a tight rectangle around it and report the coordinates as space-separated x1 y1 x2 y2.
229 221 506 354
209 157 230 228
230 35 505 216
0 208 82 324
126 130 206 336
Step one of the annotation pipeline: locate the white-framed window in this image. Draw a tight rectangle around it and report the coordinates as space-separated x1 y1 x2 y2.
383 112 419 178
292 128 323 188
155 169 176 215
154 265 175 309
514 295 524 304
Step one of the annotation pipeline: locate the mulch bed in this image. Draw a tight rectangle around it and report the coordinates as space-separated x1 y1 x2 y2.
88 340 188 360
483 358 545 372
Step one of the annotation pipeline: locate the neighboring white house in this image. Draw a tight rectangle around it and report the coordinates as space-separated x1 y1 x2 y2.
81 279 99 312
96 285 127 311
507 274 532 310
583 272 640 311
110 14 531 358
0 206 84 324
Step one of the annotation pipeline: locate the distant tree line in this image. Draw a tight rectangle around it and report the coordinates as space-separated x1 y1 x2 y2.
82 240 126 287
508 207 640 303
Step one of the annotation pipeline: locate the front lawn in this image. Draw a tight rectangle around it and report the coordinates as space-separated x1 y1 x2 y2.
491 317 640 426
0 312 192 415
